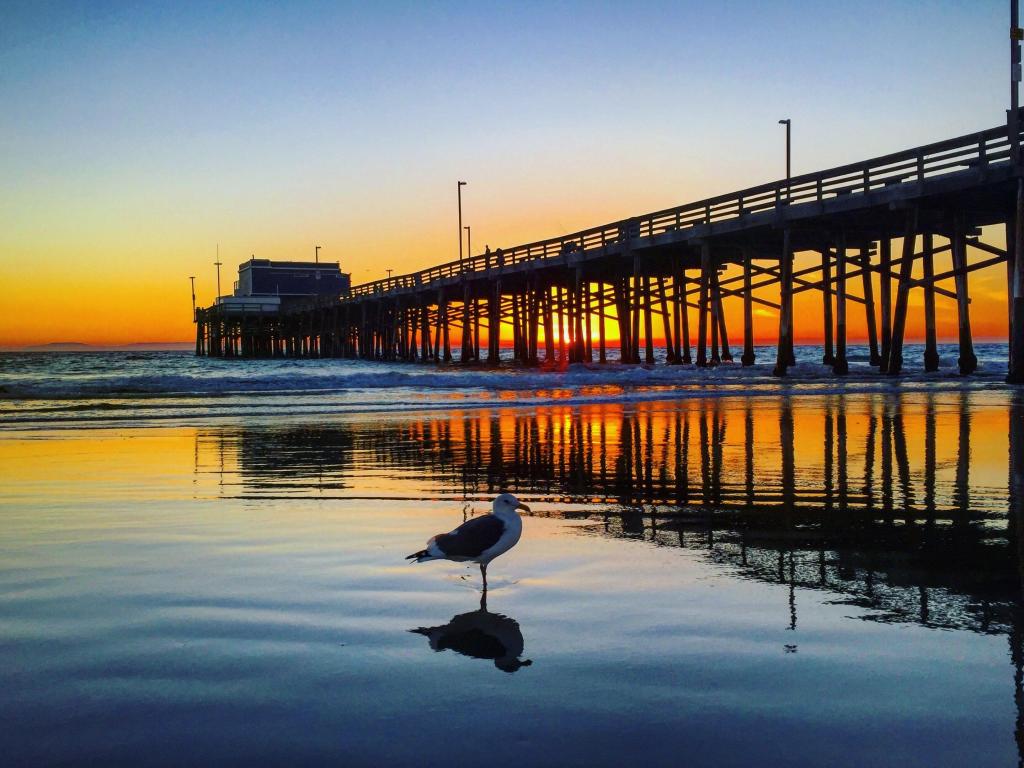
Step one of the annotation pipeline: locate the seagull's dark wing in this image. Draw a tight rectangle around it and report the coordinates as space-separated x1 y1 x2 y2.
434 514 505 558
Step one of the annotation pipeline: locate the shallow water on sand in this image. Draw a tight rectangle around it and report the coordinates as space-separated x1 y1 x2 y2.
2 389 1023 766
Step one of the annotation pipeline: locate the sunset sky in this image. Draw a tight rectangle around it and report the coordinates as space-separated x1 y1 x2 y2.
0 1 1014 347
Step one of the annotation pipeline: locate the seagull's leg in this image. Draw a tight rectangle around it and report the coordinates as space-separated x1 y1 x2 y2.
480 562 488 591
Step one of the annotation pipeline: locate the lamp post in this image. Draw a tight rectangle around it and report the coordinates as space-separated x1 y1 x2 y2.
464 225 472 261
457 181 467 264
778 119 791 199
214 244 222 300
315 245 321 264
189 276 196 314
1013 0 1021 166
386 268 393 280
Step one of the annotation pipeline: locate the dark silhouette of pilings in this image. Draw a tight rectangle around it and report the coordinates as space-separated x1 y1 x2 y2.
195 117 1024 376
195 209 1013 374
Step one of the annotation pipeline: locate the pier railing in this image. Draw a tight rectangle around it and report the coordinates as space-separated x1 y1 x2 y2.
349 119 1018 299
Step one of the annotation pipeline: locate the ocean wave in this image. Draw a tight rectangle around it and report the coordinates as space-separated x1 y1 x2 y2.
0 359 1006 401
0 375 1012 433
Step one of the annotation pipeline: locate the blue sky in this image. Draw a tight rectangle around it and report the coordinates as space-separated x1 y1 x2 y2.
0 1 1014 342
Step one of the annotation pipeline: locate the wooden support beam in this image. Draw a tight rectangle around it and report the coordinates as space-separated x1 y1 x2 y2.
576 269 588 363
521 290 531 363
473 296 481 362
671 264 683 364
529 285 540 365
543 286 555 363
922 232 939 372
860 245 880 366
887 210 919 375
834 233 849 375
521 290 530 364
558 285 568 364
785 248 957 303
598 280 607 363
879 237 893 373
441 289 452 362
421 298 431 361
456 296 466 362
1011 178 1024 383
679 268 692 364
519 292 529 362
657 275 675 364
928 253 1006 283
511 293 520 362
964 238 1008 259
697 244 711 367
522 290 532 362
489 282 501 364
749 260 866 306
610 280 626 364
741 249 754 366
583 279 593 362
715 272 732 362
407 303 417 361
821 249 835 365
1010 217 1017 368
951 213 977 375
709 271 721 366
631 258 642 363
643 273 655 364
772 229 793 377
713 282 783 311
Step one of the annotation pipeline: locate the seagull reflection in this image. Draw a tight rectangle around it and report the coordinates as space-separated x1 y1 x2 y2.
410 590 532 673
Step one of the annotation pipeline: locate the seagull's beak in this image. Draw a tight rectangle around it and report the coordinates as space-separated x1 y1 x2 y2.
516 502 531 513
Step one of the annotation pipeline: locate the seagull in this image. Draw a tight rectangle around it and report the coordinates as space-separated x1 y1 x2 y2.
406 493 531 587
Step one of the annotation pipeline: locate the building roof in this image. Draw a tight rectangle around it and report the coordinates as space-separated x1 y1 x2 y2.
239 259 342 271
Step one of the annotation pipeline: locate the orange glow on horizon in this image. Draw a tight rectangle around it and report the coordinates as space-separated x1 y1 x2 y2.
1 226 1012 349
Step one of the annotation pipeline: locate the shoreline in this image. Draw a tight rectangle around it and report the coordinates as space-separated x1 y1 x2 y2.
0 376 1017 434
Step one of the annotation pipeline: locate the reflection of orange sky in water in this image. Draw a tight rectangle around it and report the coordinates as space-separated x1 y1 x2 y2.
420 395 1010 496
3 393 1010 518
0 226 1013 347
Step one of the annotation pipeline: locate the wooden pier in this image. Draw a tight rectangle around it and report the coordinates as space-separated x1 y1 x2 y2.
196 114 1024 379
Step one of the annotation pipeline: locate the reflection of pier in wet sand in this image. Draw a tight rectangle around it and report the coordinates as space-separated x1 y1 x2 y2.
197 393 1023 632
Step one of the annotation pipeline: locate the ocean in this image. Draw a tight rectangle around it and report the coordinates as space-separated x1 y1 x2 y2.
1 346 1022 766
0 342 1013 431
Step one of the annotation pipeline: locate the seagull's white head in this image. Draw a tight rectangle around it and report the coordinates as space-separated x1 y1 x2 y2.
492 493 530 517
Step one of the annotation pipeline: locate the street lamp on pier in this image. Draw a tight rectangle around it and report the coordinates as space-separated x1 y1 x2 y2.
779 119 791 199
457 181 467 264
214 244 222 300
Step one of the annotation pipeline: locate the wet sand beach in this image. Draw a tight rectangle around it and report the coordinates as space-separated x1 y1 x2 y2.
2 380 1023 766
